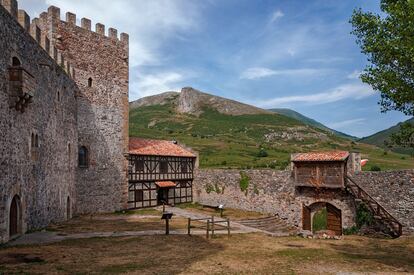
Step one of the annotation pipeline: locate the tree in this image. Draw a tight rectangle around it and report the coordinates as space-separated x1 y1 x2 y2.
390 121 414 148
350 0 414 148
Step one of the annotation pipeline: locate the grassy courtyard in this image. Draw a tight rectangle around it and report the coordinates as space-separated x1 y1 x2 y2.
0 233 413 274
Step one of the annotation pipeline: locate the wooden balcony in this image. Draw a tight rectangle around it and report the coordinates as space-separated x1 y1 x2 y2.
8 67 35 113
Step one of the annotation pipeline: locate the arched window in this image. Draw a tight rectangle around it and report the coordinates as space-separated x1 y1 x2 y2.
31 133 35 148
12 56 21 66
35 134 39 148
9 195 22 238
88 77 93 87
78 146 89 168
57 91 61 102
66 196 71 219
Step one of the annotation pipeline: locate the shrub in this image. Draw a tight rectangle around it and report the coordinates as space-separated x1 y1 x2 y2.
239 171 250 194
370 165 381 171
221 160 227 166
205 183 215 194
343 226 359 235
356 204 373 228
257 148 268 158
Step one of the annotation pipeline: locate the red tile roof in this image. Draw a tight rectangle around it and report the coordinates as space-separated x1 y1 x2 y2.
155 181 176 188
129 137 196 158
292 151 349 162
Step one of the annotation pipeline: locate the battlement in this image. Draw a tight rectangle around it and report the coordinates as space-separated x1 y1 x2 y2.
1 0 128 81
39 5 129 44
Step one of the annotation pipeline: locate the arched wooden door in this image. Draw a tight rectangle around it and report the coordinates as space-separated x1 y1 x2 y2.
9 196 21 237
326 203 342 235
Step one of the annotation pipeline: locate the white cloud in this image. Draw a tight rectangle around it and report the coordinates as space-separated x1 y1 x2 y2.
270 10 284 23
347 70 362 80
240 67 330 80
256 83 375 108
327 118 366 129
130 71 184 100
42 0 202 67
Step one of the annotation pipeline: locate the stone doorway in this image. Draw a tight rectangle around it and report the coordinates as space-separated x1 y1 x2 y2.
9 195 22 238
302 202 342 235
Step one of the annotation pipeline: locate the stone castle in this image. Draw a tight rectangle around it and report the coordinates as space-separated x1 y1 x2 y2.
0 0 129 243
1 0 413 244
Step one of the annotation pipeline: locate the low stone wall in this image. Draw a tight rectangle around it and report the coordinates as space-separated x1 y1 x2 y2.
352 170 414 233
193 169 356 230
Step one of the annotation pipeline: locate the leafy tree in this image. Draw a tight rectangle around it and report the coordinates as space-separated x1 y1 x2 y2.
350 0 414 148
390 121 414 148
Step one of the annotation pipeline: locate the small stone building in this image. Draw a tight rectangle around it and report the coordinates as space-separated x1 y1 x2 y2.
292 151 350 235
128 138 197 209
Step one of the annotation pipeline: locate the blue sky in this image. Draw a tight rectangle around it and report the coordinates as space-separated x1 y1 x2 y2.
19 0 412 137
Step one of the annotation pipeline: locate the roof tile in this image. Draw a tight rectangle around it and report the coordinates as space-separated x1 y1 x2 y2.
292 151 349 162
129 137 196 158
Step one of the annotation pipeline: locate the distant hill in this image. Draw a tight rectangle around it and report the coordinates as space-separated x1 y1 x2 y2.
269 108 358 140
129 87 414 170
359 118 414 155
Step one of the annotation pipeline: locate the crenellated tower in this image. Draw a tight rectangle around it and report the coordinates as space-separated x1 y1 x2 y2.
32 6 130 213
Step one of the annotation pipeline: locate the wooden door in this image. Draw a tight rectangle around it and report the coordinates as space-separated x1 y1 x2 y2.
326 204 342 235
9 197 19 237
302 205 311 231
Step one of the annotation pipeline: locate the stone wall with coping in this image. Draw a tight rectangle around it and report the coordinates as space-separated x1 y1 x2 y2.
193 169 356 231
351 170 414 233
0 3 78 243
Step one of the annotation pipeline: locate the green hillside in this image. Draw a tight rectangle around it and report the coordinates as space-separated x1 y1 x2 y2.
129 100 414 171
270 108 358 140
360 118 414 155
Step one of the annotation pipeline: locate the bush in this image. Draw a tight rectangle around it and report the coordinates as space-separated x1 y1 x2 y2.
370 165 381 171
239 171 250 194
356 204 373 228
257 148 268 158
343 226 359 235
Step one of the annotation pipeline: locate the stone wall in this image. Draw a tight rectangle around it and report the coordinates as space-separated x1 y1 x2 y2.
35 6 129 213
194 168 414 234
0 3 78 243
193 169 356 231
351 170 414 233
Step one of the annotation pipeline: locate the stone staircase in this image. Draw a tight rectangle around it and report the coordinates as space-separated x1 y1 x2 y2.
237 216 297 236
346 175 402 238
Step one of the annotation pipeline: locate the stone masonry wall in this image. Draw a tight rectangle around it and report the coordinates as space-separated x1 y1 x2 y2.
194 169 356 231
351 170 414 233
0 3 78 243
36 6 129 213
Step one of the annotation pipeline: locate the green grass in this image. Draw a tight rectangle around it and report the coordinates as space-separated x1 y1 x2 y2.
312 208 327 232
129 103 414 170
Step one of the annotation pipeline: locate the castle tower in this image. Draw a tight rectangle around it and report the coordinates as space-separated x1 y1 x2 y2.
36 7 129 213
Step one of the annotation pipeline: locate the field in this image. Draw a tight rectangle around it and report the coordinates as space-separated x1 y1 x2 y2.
129 103 414 171
1 207 413 274
1 233 413 274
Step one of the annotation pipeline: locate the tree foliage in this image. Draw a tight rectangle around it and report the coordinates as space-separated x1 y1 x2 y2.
390 121 414 148
351 0 414 116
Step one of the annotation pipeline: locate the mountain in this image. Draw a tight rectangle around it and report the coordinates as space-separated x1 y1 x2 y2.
129 87 414 170
359 118 414 155
269 108 358 140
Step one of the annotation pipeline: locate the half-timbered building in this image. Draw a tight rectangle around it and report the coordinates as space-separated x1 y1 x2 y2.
128 138 197 209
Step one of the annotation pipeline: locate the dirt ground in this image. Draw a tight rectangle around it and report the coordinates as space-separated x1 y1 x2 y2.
0 233 413 274
46 211 188 234
176 203 268 220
